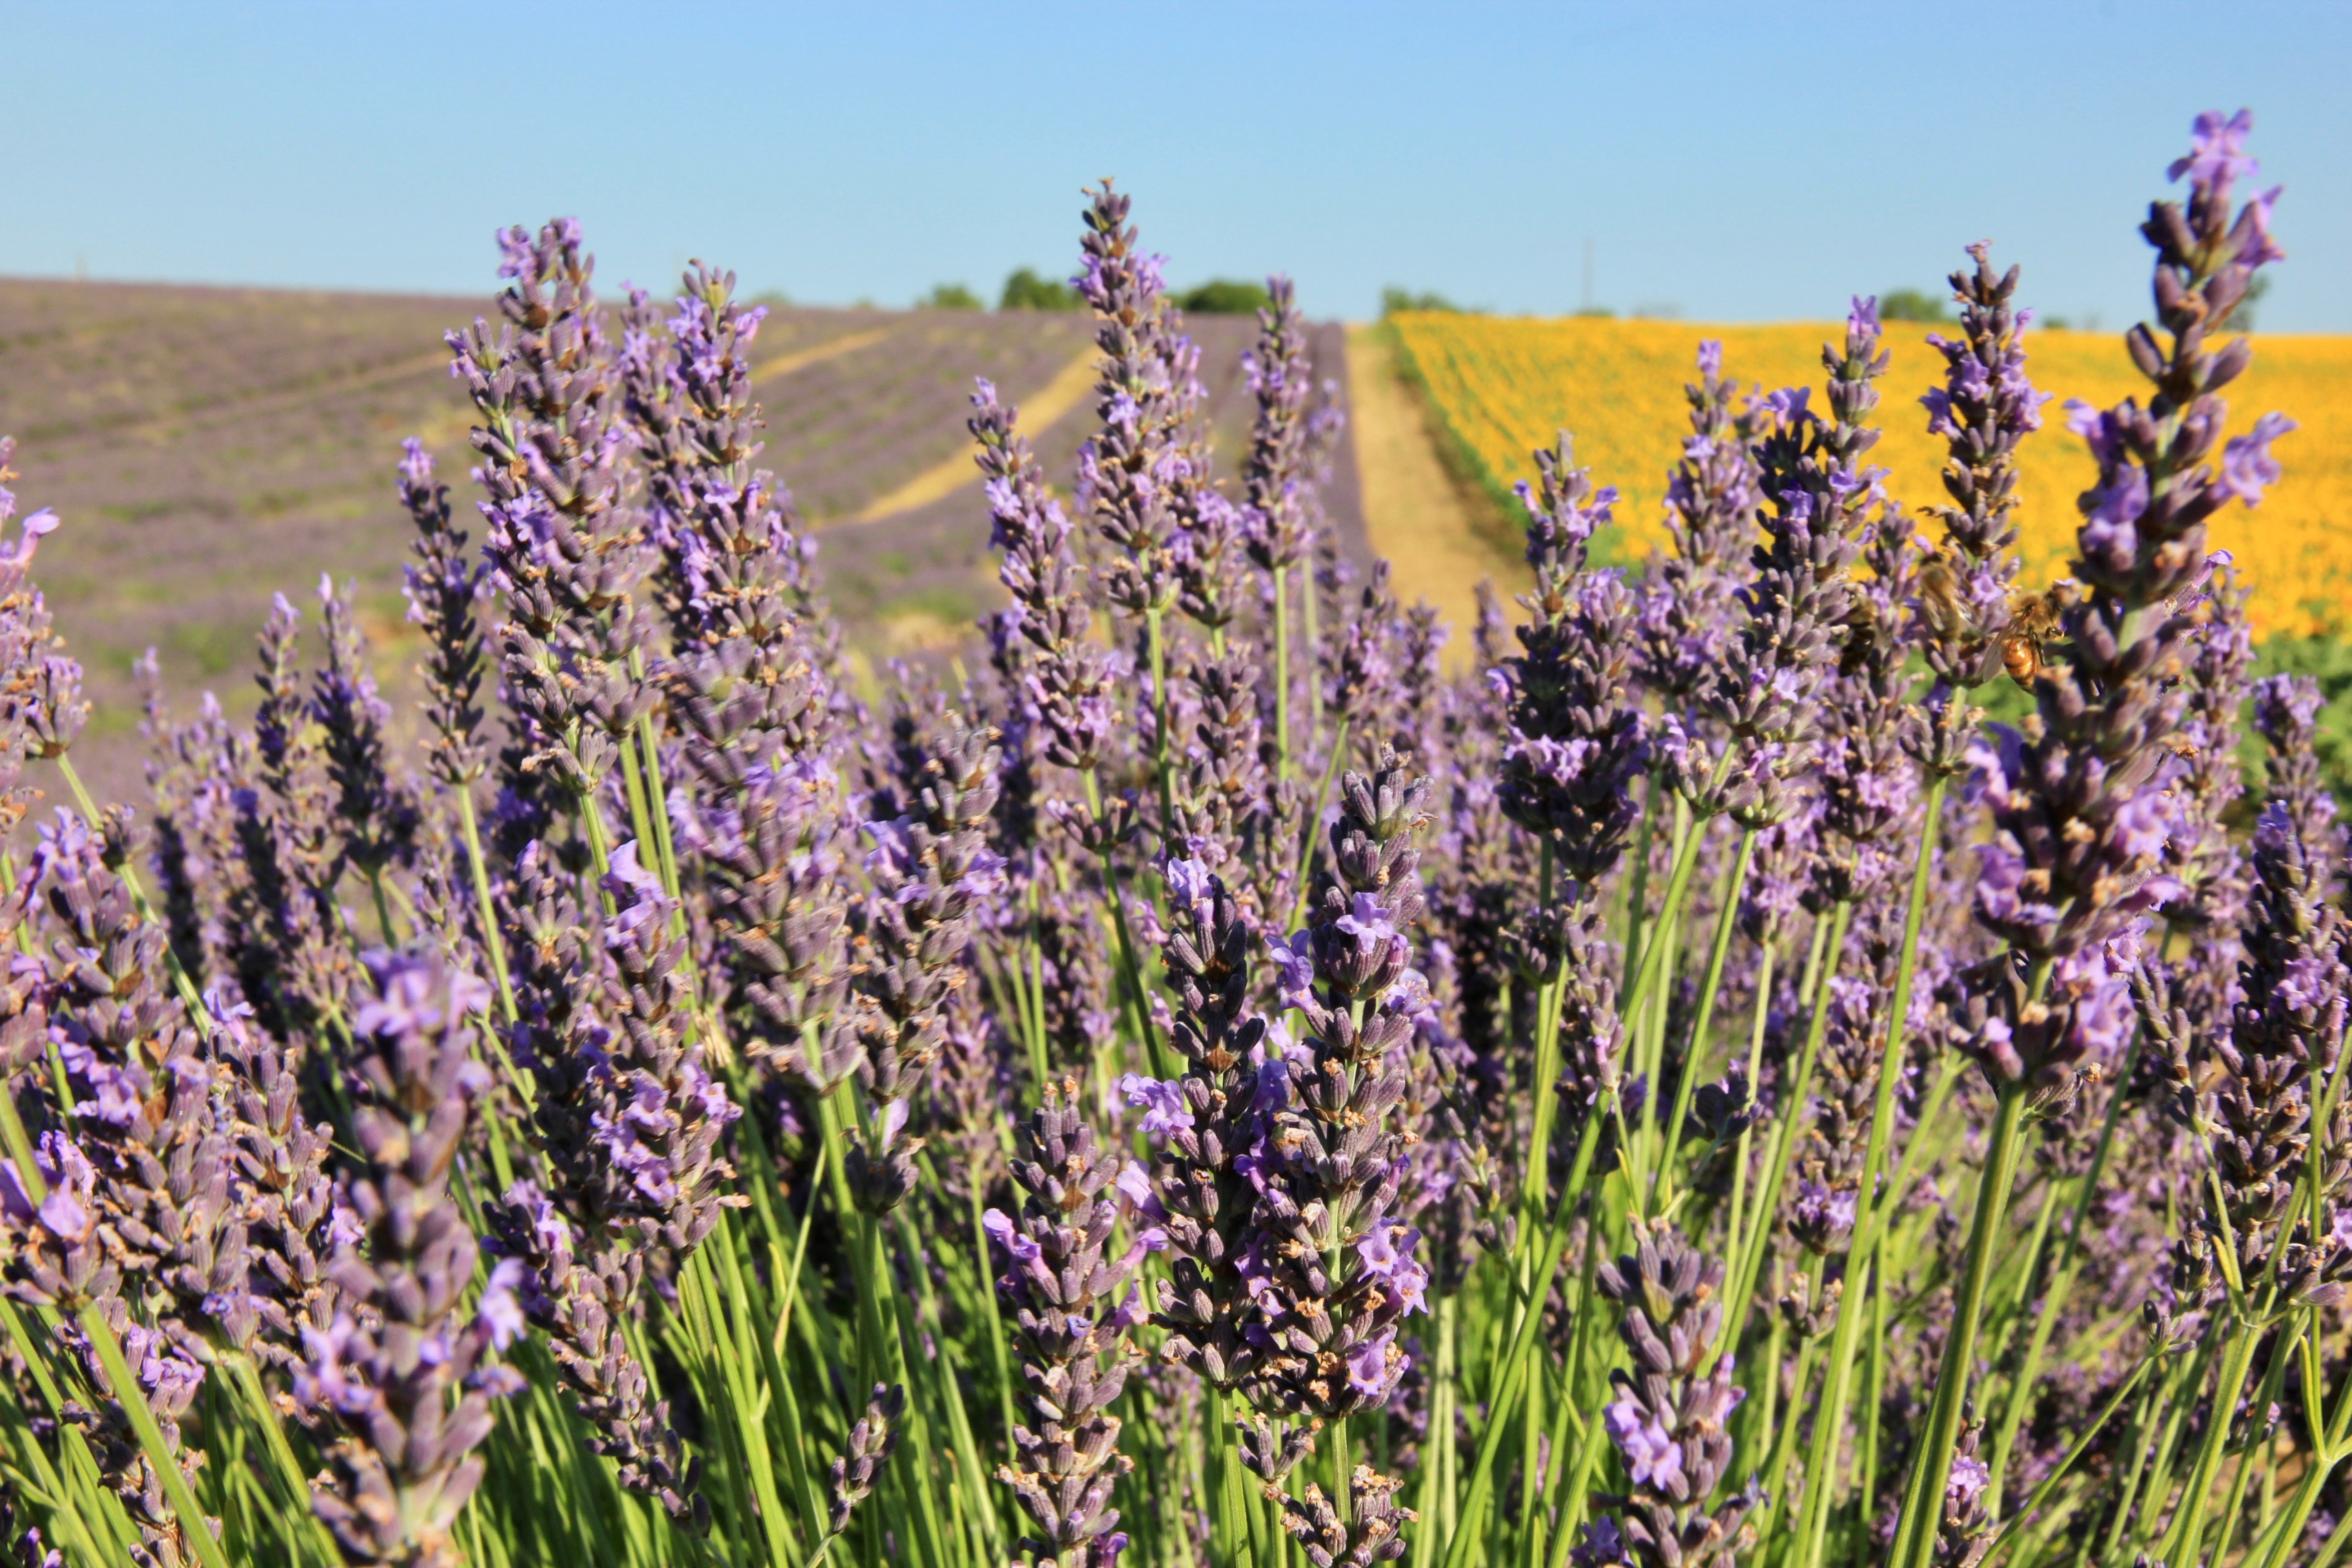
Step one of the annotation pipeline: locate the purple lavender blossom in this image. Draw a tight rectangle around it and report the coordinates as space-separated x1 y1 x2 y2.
988 1084 1149 1563
308 949 517 1567
1589 1217 1755 1568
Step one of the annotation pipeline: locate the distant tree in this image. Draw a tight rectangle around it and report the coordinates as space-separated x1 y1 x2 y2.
747 288 793 310
999 268 1080 311
1879 287 1953 323
1380 286 1471 317
1573 306 1617 319
1174 279 1272 315
920 282 983 311
2230 271 2271 331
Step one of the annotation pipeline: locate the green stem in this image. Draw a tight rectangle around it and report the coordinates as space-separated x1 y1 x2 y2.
1976 1351 2156 1563
2254 1311 2352 1568
1619 771 1661 997
1895 1074 2031 1568
455 787 520 1024
225 1352 341 1567
1442 1105 1605 1568
1147 605 1175 836
1793 1255 1871 1568
1723 900 1853 1357
1410 1297 1454 1568
1274 564 1292 783
1305 561 1323 736
1080 769 1169 1079
968 1183 1019 1475
1652 827 1756 1205
578 784 615 886
1288 716 1354 930
1634 796 1695 1170
1721 939 1776 1264
1788 780 1945 1568
79 1303 231 1568
1859 1246 1890 1548
1984 1032 2139 1514
1515 844 1563 1279
895 1206 1002 1563
2209 1309 2301 1565
635 710 684 899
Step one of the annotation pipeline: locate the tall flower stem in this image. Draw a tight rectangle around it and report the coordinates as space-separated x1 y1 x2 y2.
1441 1104 1606 1568
1653 826 1757 1203
1859 1246 1891 1544
1754 1254 1828 1539
78 1307 231 1568
2256 1327 2352 1568
1721 938 1777 1255
2210 1309 2303 1559
1620 772 1660 996
1147 605 1175 833
1633 798 1695 1166
1983 1033 2139 1513
1286 715 1353 928
1894 1066 2034 1568
455 788 518 1022
1974 1350 2160 1563
1623 755 1731 1044
1724 899 1854 1352
1081 768 1168 1077
2164 1292 2274 1564
1304 564 1322 736
1410 1295 1456 1568
1272 564 1291 781
1516 844 1563 1280
2161 1030 2352 1566
1789 775 1944 1568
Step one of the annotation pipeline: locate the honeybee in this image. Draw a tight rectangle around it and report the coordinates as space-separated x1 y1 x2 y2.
1999 586 2067 689
1913 554 1976 643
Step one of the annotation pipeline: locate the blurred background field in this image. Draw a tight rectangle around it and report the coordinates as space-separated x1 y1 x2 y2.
6 273 2345 803
0 277 1371 798
1387 310 2352 639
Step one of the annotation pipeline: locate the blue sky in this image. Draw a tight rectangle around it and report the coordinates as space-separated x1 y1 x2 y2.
5 0 2346 329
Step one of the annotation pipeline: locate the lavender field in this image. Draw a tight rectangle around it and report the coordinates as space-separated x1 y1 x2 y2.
0 278 1368 798
0 109 2338 1568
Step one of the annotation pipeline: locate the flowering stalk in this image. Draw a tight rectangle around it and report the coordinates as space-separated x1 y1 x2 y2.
1579 1216 1759 1568
1710 298 1890 1353
450 219 651 879
1491 431 1644 1235
986 1083 1148 1567
303 950 517 1568
971 378 1164 1074
1073 180 1200 837
396 439 514 1027
1902 108 2292 1568
1241 276 1319 781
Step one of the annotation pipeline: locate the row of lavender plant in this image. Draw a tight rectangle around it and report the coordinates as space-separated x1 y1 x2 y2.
0 109 2334 1568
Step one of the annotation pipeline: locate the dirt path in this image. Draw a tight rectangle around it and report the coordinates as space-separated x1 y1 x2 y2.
1343 323 1518 668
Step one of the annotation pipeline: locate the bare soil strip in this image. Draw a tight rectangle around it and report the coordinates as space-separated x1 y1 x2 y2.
1343 323 1519 667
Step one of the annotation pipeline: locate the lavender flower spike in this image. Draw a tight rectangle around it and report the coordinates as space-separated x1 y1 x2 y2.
1492 434 1646 885
988 1082 1149 1566
1589 1216 1758 1568
306 949 518 1568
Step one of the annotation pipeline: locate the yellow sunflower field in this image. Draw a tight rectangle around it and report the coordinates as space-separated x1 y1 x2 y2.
1390 311 2351 640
